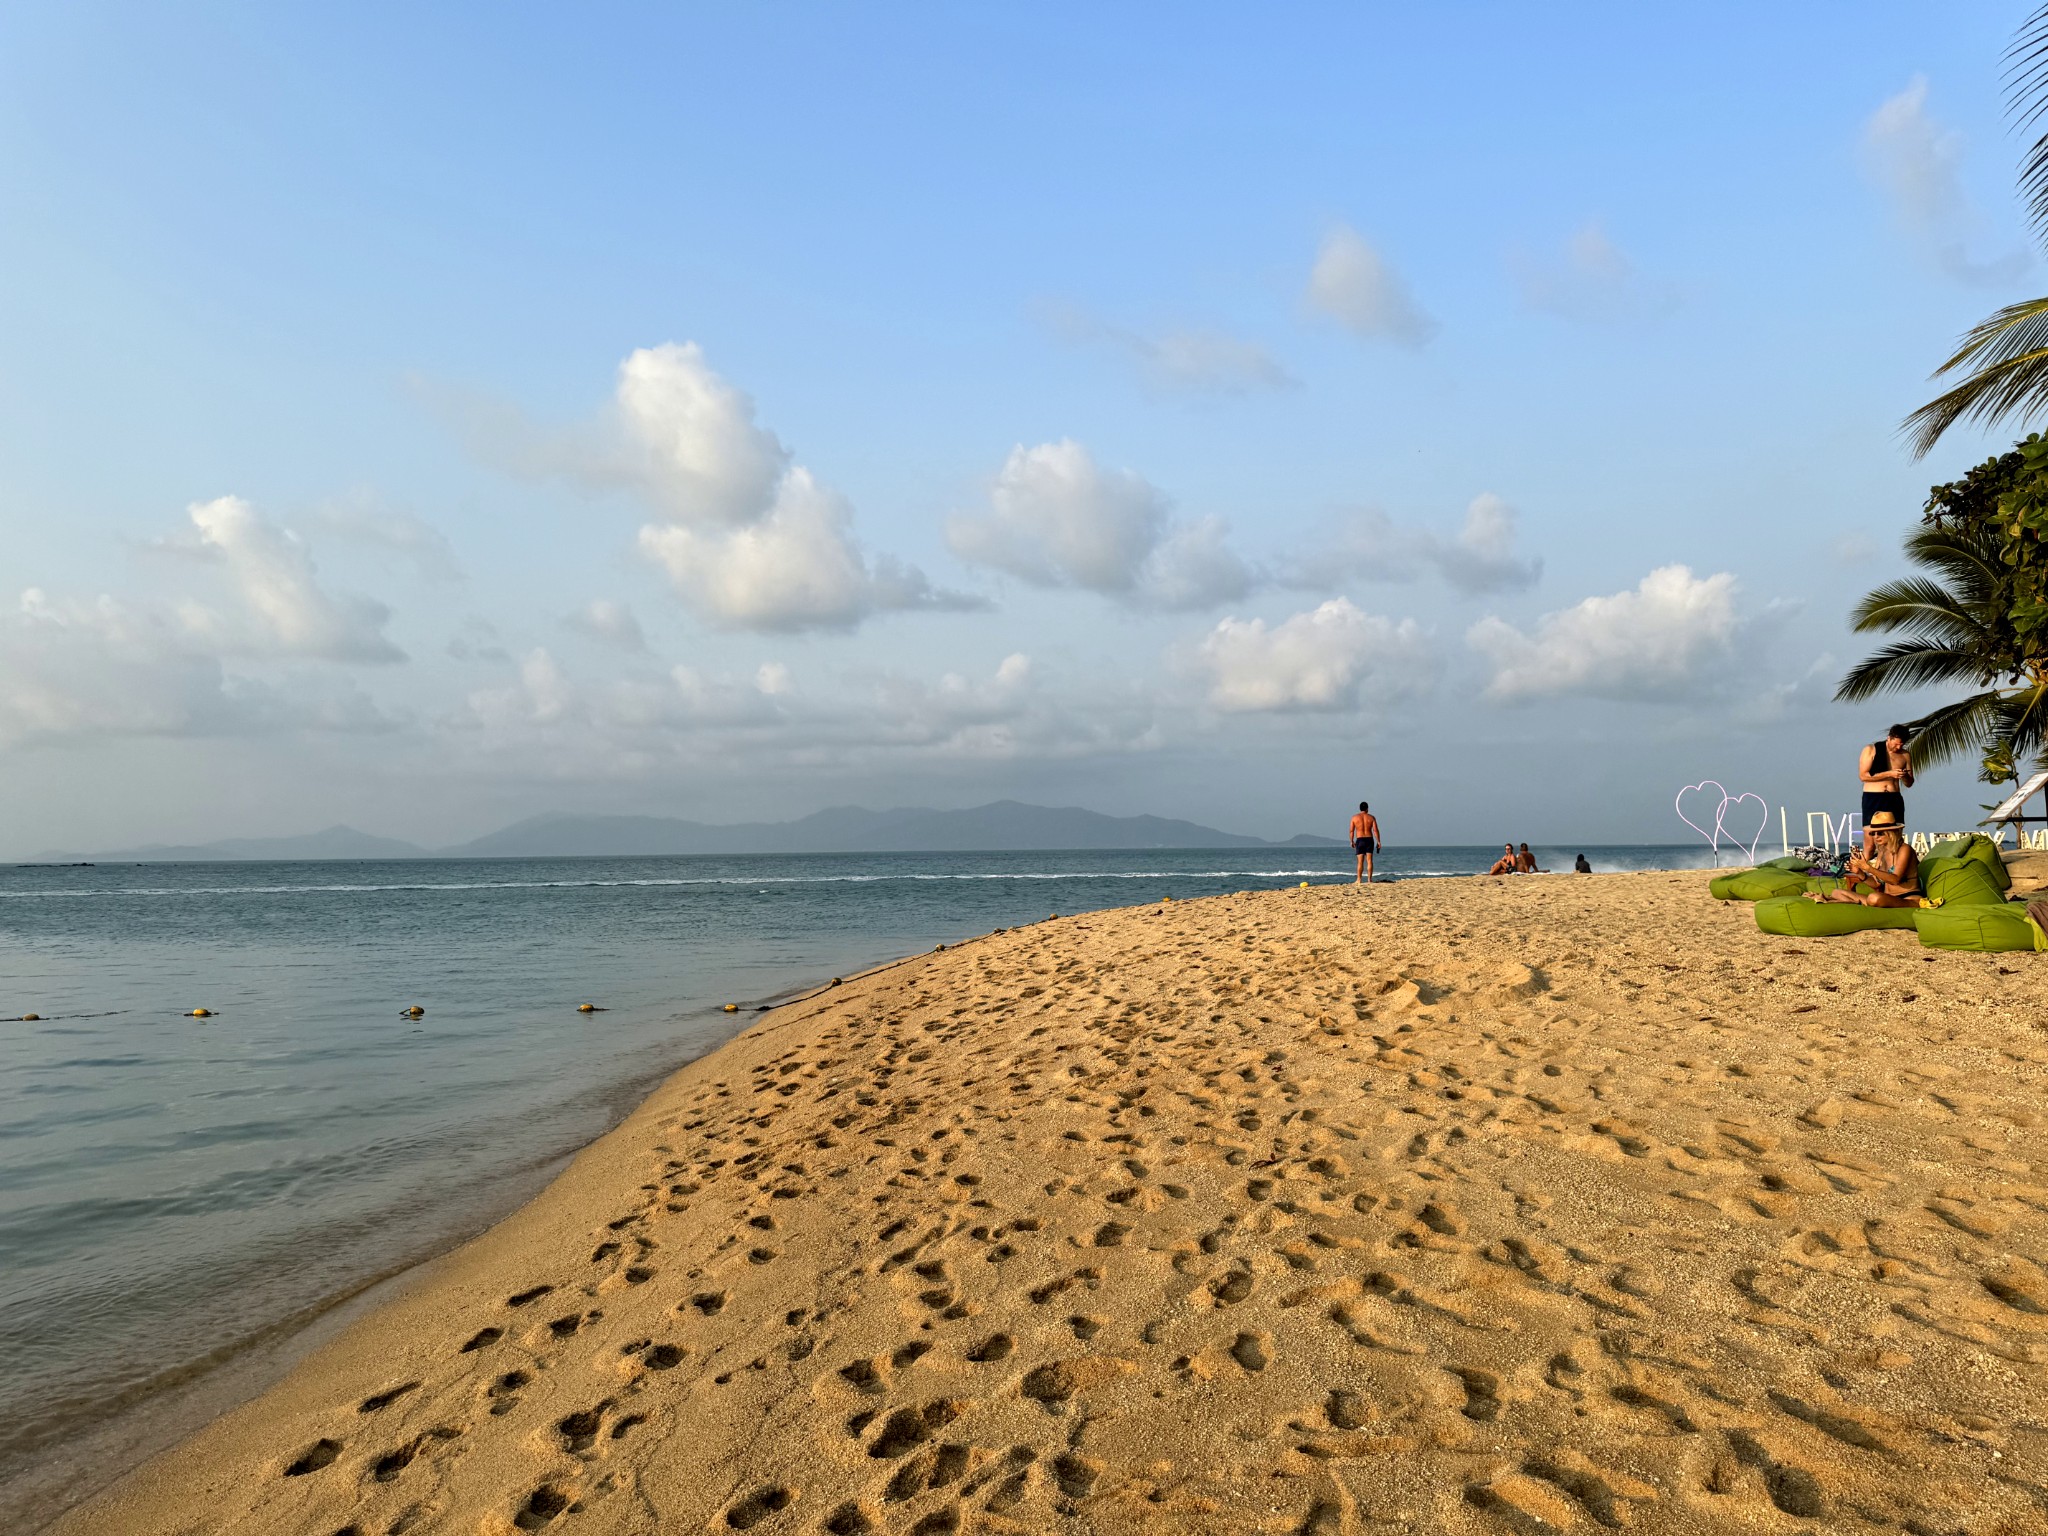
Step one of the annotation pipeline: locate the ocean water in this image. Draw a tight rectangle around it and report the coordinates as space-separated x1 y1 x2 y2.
0 843 1705 1517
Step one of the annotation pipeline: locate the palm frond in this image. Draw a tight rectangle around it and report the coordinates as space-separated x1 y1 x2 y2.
1834 642 1987 702
1902 525 2011 594
2010 5 2048 248
1902 296 2048 456
2003 678 2048 759
1898 694 2010 768
1849 576 1995 639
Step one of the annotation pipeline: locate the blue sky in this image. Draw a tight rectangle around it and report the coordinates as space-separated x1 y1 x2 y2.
1 2 2041 852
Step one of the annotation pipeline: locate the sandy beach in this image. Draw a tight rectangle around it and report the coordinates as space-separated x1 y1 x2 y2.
47 865 2048 1536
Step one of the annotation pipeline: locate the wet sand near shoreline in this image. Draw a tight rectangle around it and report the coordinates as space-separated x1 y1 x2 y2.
48 869 2048 1535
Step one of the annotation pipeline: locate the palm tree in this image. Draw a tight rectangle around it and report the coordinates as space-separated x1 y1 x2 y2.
1904 5 2048 455
1835 519 2047 766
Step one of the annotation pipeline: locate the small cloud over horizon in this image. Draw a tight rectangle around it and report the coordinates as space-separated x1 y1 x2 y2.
1040 301 1298 397
1303 225 1437 348
1862 75 2031 288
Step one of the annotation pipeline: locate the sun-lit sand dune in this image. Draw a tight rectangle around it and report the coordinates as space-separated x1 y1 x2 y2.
53 867 2047 1536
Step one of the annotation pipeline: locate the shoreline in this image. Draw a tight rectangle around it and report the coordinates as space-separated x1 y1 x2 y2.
42 867 2048 1533
11 961 890 1536
40 929 999 1535
8 860 1686 1530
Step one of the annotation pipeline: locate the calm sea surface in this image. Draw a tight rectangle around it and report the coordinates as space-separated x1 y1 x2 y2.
0 844 1707 1516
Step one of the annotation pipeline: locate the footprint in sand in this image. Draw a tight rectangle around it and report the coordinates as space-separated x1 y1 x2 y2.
358 1380 420 1413
282 1437 341 1476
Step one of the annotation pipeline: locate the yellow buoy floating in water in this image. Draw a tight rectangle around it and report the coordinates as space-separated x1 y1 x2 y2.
21 1012 40 1021
722 1003 739 1013
577 1003 596 1013
402 1006 424 1018
188 1008 213 1017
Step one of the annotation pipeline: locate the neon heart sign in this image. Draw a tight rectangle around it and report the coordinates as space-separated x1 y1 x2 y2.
1676 780 1771 866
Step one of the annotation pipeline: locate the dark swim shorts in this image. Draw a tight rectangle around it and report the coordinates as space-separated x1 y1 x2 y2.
1353 837 1376 854
1861 790 1905 821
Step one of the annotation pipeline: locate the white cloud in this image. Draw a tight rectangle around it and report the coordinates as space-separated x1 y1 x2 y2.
435 342 976 632
183 496 405 663
446 645 1154 772
1426 493 1543 594
176 498 406 663
1295 492 1541 596
1863 77 2030 288
311 494 462 580
1303 225 1437 347
1141 517 1257 609
0 588 394 746
614 342 791 526
950 440 1163 591
1866 77 1966 231
1043 303 1296 396
1197 598 1437 714
622 346 978 631
639 464 966 633
0 499 407 747
947 439 1253 609
1467 564 1739 703
1512 221 1679 323
564 598 647 652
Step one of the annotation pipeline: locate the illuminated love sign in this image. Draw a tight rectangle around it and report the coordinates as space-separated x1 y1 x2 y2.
1676 780 1770 867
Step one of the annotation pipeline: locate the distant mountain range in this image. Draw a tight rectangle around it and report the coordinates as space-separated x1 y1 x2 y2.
32 803 1343 862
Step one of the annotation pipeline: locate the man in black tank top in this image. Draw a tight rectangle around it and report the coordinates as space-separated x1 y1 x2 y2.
1858 724 1913 855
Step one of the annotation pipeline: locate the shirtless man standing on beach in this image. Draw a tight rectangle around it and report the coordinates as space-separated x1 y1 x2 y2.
1349 802 1381 884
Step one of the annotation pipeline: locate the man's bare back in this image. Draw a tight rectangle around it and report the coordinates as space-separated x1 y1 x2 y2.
1349 803 1381 884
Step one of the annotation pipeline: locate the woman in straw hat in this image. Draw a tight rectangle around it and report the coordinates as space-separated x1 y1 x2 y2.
1807 809 1919 907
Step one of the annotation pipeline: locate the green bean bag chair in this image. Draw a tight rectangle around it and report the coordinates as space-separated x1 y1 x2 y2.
1963 839 2012 891
1762 855 1813 871
1711 867 1808 902
1923 835 2013 890
1922 859 2007 907
1802 876 1849 895
1915 902 2044 953
1755 895 1920 936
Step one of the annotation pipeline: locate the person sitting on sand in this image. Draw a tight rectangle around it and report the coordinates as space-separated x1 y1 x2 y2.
1348 801 1381 885
1515 842 1543 873
1859 724 1914 855
1487 843 1517 875
1573 853 1592 874
1808 810 1918 907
